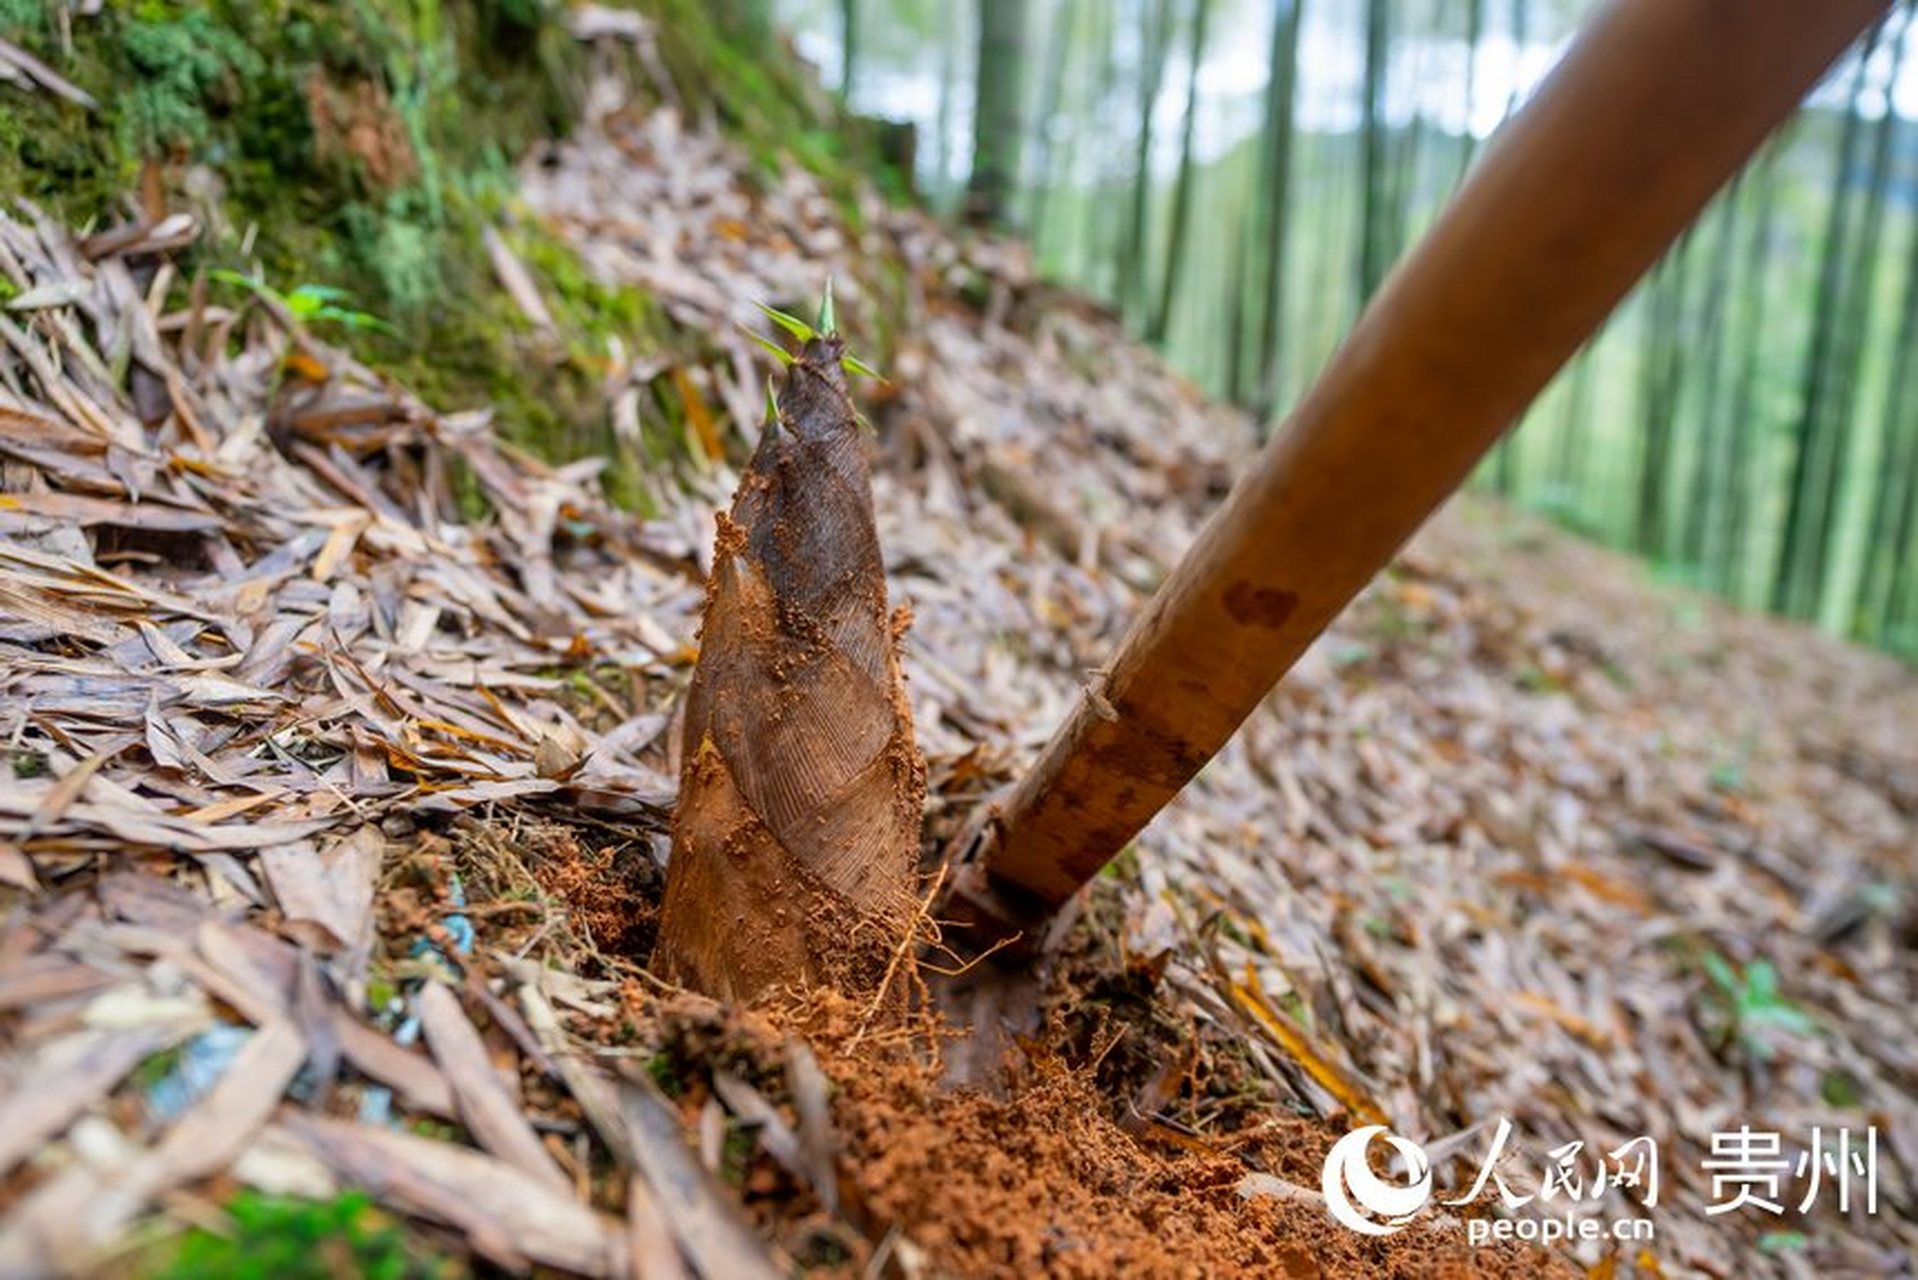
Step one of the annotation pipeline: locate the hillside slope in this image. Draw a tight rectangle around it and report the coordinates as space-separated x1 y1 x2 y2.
526 65 1918 1277
0 14 1914 1279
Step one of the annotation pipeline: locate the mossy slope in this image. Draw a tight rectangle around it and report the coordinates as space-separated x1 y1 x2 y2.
0 0 877 497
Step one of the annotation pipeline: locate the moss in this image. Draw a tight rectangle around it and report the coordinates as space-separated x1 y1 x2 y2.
644 1050 685 1099
512 223 656 344
118 6 263 157
0 0 48 32
642 0 910 220
0 0 903 491
361 212 687 513
148 1190 457 1280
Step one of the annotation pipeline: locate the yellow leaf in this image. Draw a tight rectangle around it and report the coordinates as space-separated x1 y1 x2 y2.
670 366 723 465
282 350 330 383
1230 964 1385 1126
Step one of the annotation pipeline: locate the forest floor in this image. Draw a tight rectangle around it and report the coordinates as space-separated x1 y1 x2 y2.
2 32 1917 1280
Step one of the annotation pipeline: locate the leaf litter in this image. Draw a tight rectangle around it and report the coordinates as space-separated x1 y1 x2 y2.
0 26 1913 1280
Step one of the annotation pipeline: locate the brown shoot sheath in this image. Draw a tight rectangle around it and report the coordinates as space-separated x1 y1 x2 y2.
657 336 925 1004
977 0 1891 912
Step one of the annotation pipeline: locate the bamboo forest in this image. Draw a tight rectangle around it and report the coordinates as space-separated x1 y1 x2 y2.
793 0 1918 655
1 1 1914 1276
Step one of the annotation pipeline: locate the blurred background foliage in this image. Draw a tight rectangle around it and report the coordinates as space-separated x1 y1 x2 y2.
782 0 1918 658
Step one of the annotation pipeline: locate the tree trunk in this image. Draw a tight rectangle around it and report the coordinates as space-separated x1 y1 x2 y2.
968 0 1031 227
1551 335 1599 501
1807 10 1909 626
1633 239 1692 554
1083 0 1123 293
1884 456 1918 649
839 0 858 101
1482 0 1534 491
656 334 926 1006
1253 0 1305 419
1771 19 1887 616
1860 137 1918 638
1503 0 1531 118
1358 0 1393 301
1026 0 1082 246
1148 0 1212 344
932 0 960 198
1713 134 1788 598
1121 0 1175 317
1680 178 1747 572
1457 0 1486 185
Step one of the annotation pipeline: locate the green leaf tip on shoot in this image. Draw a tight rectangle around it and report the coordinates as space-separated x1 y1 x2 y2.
840 351 886 383
754 300 817 343
287 284 354 305
746 287 887 393
817 276 837 336
736 321 797 366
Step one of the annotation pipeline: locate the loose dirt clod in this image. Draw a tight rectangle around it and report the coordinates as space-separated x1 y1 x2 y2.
655 330 926 1007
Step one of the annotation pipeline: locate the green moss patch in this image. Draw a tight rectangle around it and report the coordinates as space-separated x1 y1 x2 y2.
0 0 893 489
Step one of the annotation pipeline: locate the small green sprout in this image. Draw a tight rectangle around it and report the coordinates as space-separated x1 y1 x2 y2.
1702 953 1815 1061
1757 1231 1809 1256
210 269 398 335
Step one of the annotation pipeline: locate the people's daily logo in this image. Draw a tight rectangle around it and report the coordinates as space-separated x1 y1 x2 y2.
1320 1125 1433 1236
1318 1119 1876 1246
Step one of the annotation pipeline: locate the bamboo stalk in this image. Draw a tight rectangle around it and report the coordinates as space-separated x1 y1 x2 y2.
965 0 1890 921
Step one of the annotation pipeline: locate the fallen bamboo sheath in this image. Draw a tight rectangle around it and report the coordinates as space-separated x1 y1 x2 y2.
656 327 925 1005
959 0 1890 928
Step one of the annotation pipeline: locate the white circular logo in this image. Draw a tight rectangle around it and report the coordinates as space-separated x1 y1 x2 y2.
1321 1125 1434 1236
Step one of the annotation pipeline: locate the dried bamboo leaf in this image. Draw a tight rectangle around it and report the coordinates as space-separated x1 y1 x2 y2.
416 980 571 1194
0 955 112 1009
0 37 97 108
285 1113 625 1276
258 826 381 959
781 1038 839 1214
618 1073 785 1280
508 959 632 1168
483 226 558 331
327 1007 457 1119
0 1022 192 1179
1229 966 1386 1127
626 1170 691 1280
0 841 37 890
127 1018 308 1193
